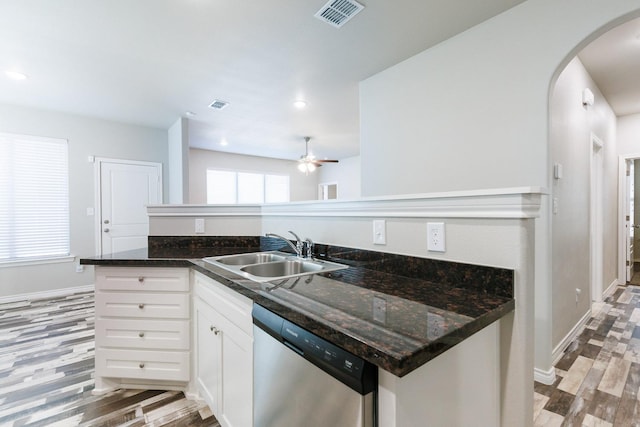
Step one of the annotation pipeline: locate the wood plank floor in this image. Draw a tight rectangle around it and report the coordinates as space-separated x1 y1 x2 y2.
534 284 640 426
0 290 219 427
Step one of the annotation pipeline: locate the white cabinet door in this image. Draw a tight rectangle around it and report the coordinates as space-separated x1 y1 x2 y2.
219 313 253 427
195 298 222 413
193 272 253 427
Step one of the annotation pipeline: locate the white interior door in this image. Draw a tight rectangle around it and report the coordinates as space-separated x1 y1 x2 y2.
98 159 162 255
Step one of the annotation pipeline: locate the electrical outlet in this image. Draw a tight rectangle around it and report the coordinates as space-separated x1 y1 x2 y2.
75 264 84 273
373 220 386 245
427 222 446 252
195 218 205 234
373 296 387 323
575 288 582 304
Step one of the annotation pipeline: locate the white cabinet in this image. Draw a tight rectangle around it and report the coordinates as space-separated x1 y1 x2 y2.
94 266 191 394
193 271 253 427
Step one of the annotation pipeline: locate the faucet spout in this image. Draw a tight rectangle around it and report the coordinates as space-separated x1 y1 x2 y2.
265 232 303 257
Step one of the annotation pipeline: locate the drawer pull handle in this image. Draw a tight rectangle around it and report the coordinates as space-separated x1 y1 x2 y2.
139 363 145 369
138 304 145 309
138 277 144 283
139 332 145 338
210 326 220 335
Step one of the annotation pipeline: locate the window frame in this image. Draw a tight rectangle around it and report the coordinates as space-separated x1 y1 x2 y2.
0 132 72 267
206 168 290 204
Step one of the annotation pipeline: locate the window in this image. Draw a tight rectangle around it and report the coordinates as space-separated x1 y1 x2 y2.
206 169 289 204
0 133 70 263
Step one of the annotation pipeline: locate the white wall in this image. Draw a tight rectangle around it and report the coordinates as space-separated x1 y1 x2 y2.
618 115 640 276
359 0 640 196
168 117 189 203
0 103 168 297
188 148 318 203
358 0 640 383
617 113 640 154
549 58 617 350
317 155 361 199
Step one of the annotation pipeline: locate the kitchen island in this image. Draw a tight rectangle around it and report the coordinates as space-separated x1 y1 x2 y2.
82 236 515 426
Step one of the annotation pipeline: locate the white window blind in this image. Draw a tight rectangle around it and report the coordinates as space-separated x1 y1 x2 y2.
206 169 289 204
265 174 290 203
206 170 236 204
0 133 70 263
237 172 264 203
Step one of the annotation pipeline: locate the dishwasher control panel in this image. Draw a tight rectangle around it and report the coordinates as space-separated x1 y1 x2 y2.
282 320 365 377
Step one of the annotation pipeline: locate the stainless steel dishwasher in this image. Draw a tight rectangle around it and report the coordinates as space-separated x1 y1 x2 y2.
252 304 377 427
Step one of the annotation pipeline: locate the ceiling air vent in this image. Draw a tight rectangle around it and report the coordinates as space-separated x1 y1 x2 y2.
314 0 364 28
209 99 229 110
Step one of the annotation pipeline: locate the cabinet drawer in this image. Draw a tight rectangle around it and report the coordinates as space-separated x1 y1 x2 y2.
96 348 190 382
193 272 253 336
96 318 190 350
96 292 189 319
96 267 189 292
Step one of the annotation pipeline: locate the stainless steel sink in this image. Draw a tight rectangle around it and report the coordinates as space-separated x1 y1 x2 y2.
241 259 324 277
202 251 347 282
215 252 287 266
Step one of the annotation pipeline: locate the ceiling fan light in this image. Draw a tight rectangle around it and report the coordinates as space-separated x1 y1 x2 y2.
307 163 316 172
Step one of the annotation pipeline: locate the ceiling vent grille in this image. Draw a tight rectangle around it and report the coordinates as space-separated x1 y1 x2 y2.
209 99 229 110
314 0 364 28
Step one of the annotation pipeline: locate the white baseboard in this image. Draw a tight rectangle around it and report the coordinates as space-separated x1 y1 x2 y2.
534 367 556 385
551 308 592 366
605 279 618 296
535 280 619 385
0 284 94 304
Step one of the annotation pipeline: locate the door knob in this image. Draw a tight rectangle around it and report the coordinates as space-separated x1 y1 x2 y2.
103 228 110 233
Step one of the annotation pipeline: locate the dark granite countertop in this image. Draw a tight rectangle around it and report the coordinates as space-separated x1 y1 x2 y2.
81 241 514 377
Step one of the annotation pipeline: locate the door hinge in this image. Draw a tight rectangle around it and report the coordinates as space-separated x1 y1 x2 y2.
627 260 631 266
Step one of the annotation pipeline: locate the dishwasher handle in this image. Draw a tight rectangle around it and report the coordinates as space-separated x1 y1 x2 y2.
283 340 304 356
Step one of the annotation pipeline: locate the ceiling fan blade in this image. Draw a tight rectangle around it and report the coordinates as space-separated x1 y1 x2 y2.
315 159 339 163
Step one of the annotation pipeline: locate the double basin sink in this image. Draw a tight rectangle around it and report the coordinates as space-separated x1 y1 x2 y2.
202 251 348 282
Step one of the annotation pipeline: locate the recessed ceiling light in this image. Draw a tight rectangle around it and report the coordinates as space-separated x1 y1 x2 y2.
185 111 197 117
220 139 228 146
293 100 307 109
5 70 27 80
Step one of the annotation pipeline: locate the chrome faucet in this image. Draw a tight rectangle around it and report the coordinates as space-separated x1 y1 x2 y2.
303 237 314 259
265 231 303 257
265 231 314 259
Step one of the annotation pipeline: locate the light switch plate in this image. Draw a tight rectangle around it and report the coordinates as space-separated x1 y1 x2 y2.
373 220 386 245
427 222 446 252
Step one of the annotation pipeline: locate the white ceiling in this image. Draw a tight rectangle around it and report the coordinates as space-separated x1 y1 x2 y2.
0 0 526 162
579 17 640 117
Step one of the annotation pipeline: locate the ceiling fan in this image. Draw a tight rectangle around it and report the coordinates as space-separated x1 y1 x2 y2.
298 136 339 174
